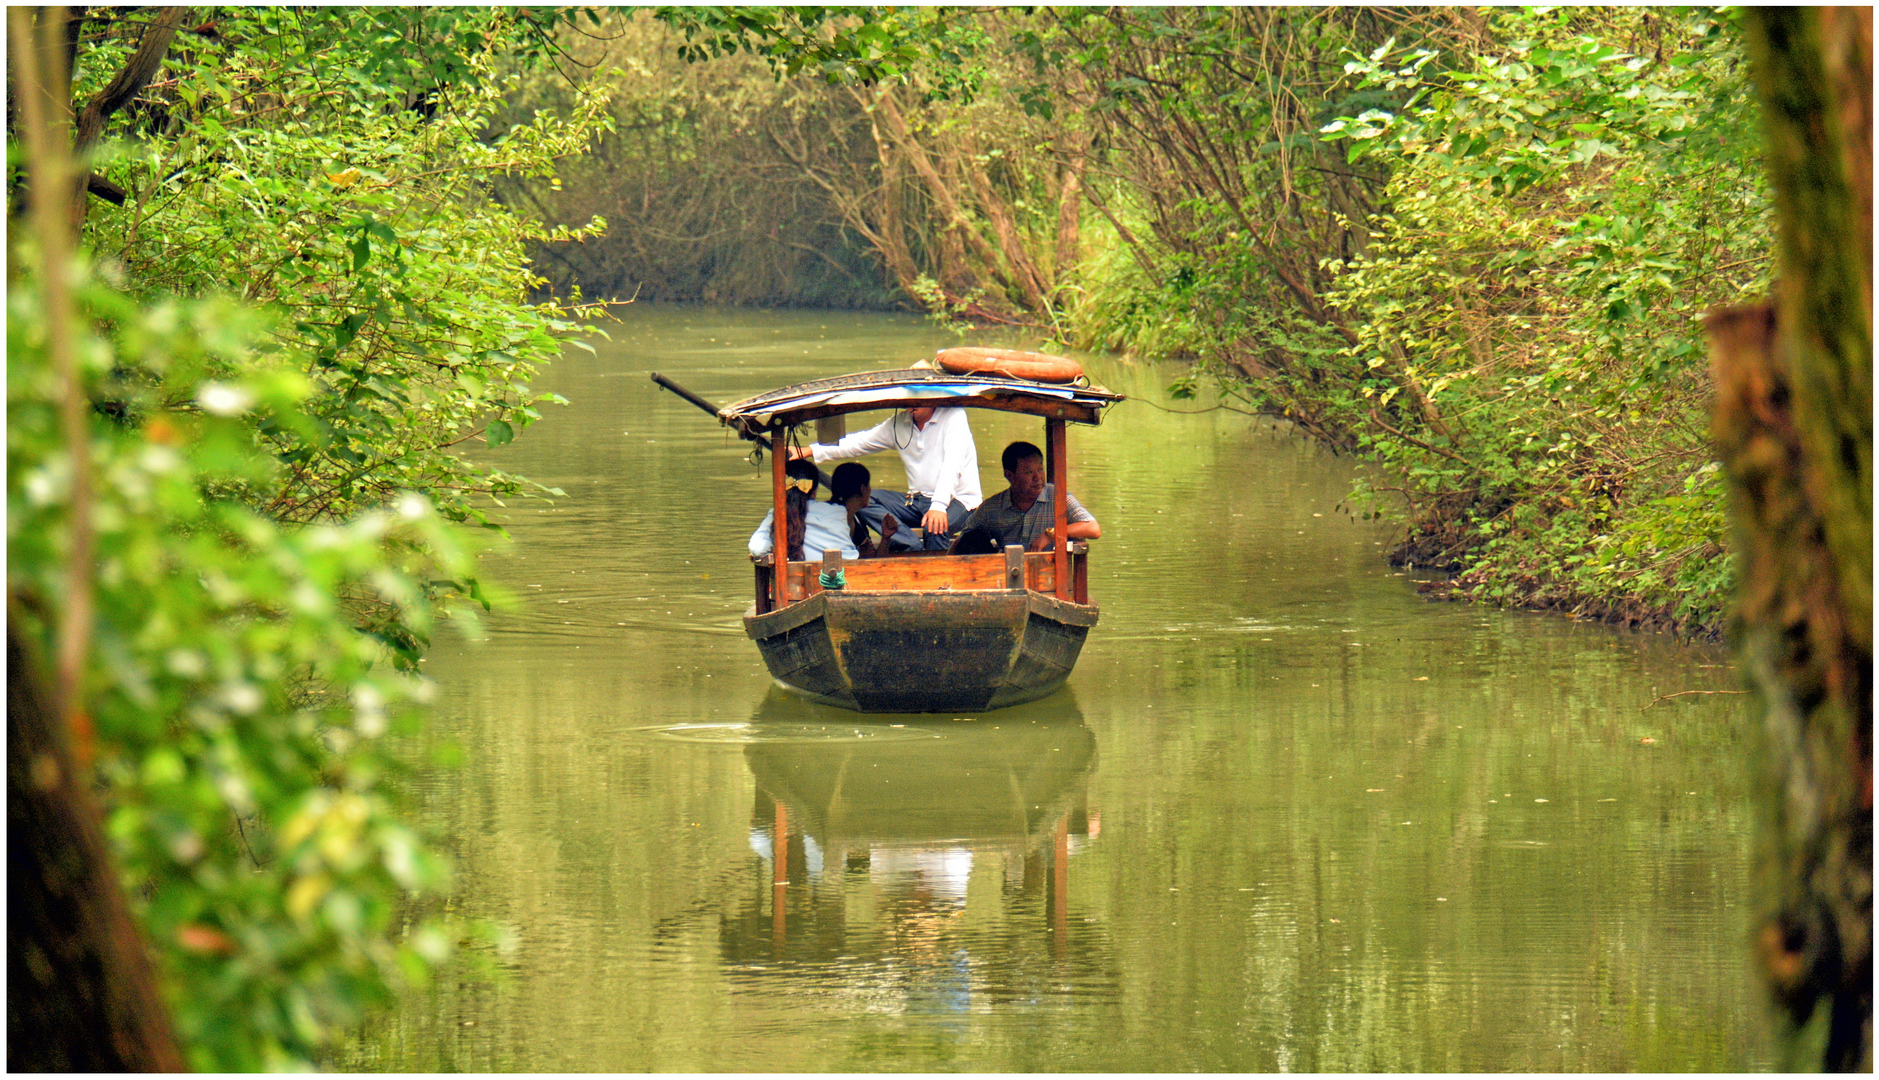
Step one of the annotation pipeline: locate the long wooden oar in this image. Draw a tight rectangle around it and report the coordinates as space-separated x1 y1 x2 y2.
649 371 734 429
649 372 831 485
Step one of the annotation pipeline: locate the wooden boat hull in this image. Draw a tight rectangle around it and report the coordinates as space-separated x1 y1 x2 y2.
743 588 1098 713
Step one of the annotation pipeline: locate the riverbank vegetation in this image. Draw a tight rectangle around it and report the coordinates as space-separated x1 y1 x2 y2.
500 14 892 307
8 7 610 1068
526 7 1771 639
8 4 1858 1070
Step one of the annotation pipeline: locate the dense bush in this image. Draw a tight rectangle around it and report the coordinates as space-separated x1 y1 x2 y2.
498 12 897 308
1317 8 1769 633
10 7 609 1067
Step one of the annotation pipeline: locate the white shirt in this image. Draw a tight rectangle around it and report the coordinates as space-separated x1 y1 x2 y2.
748 499 859 560
809 407 981 511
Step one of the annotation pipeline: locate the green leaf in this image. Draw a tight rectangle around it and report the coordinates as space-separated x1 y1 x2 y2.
334 312 369 351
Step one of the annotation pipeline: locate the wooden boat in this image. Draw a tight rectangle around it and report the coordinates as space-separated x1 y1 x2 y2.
718 366 1125 713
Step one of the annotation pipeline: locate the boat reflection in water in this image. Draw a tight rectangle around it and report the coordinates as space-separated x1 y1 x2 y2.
719 690 1114 1015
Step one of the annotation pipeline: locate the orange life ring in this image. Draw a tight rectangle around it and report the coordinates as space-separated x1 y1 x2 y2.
935 347 1083 384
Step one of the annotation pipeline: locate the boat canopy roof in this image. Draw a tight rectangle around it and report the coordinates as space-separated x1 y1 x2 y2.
718 368 1125 435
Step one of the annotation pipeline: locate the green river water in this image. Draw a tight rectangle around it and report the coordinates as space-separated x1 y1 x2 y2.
345 305 1771 1072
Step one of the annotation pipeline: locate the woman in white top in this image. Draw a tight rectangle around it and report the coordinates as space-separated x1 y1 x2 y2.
749 458 859 561
827 462 897 557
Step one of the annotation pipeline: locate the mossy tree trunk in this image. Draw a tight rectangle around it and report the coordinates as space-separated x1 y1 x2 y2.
9 616 187 1071
7 9 185 1070
1709 7 1871 1071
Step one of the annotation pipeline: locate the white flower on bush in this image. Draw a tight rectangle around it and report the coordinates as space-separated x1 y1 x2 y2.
353 684 387 737
197 381 254 416
396 491 430 520
218 681 263 715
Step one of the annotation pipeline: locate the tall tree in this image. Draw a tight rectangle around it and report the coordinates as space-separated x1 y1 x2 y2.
1709 6 1871 1070
9 5 612 1069
10 620 185 1071
7 10 183 1068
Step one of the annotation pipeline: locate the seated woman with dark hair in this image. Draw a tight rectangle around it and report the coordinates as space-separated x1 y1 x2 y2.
748 458 858 562
827 462 897 558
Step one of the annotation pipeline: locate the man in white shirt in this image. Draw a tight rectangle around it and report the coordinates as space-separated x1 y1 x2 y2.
790 406 980 551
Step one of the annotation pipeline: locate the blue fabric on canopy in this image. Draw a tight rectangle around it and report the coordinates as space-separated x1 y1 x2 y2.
718 368 1123 432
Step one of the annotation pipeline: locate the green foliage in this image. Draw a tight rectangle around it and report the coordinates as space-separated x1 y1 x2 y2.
1316 7 1769 634
652 5 990 99
1021 9 1411 403
932 5 1765 634
640 8 1091 321
83 6 610 529
1062 236 1209 362
8 5 613 1068
907 274 980 336
8 269 466 1070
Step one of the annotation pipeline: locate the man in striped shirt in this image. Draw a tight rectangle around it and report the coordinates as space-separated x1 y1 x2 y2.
951 440 1100 554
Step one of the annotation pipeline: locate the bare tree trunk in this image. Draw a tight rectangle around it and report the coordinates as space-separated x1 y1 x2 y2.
9 614 187 1072
961 137 1052 313
71 6 187 222
871 88 1023 307
8 11 187 1069
766 115 920 299
934 222 971 296
873 173 922 295
1051 142 1086 288
858 113 922 296
13 7 189 229
1711 7 1871 1071
12 2 95 769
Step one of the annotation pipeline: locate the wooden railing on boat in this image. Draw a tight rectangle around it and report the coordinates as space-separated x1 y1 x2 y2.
753 543 1089 614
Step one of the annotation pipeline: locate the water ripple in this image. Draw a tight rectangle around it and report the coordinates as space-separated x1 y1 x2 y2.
631 721 944 745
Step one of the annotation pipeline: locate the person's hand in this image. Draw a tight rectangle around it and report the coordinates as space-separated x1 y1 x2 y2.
1028 528 1055 553
921 508 950 536
880 516 899 540
787 445 814 461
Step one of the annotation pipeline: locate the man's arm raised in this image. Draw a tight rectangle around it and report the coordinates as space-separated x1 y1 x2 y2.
793 414 899 463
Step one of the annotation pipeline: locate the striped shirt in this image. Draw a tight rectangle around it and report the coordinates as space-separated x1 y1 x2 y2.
956 484 1094 550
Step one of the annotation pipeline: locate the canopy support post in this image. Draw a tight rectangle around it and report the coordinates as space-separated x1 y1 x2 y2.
1046 417 1069 600
772 425 790 609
